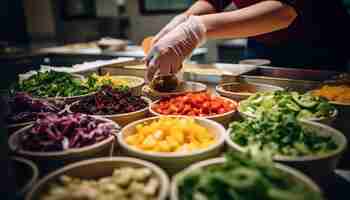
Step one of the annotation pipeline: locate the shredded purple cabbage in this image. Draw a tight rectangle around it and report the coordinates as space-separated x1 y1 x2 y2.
20 113 118 152
7 92 63 124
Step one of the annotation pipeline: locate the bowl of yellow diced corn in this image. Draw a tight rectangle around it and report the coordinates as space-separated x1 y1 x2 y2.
118 116 227 174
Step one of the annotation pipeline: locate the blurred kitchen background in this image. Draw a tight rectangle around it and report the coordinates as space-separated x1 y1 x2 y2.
1 0 350 87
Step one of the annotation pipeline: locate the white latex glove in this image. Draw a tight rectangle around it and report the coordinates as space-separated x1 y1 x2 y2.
144 16 206 82
152 14 189 45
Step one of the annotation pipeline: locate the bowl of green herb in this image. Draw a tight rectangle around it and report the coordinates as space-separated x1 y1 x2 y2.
172 153 324 200
16 71 101 103
226 113 347 181
238 91 337 125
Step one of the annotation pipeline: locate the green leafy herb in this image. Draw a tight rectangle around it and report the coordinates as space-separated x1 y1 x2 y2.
17 71 101 97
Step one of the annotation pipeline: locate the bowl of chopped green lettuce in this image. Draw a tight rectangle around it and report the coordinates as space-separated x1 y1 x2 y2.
238 91 337 125
172 153 324 200
226 113 347 181
15 71 103 103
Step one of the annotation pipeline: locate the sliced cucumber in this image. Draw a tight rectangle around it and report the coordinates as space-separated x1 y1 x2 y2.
224 167 260 190
297 109 314 119
292 92 317 108
286 101 301 112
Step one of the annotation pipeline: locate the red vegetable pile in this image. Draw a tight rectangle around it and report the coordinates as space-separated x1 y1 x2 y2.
7 92 63 124
20 113 119 152
70 86 148 115
152 92 237 116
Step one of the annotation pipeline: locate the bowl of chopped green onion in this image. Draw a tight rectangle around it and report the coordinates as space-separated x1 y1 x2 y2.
226 114 347 182
16 71 101 103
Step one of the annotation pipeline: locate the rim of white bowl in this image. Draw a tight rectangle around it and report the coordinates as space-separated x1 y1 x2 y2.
12 156 39 196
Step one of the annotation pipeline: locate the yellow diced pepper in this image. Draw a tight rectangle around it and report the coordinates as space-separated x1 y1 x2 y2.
141 135 157 149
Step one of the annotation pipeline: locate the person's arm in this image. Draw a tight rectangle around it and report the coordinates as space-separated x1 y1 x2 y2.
183 0 222 16
202 0 297 39
145 0 298 81
152 0 219 44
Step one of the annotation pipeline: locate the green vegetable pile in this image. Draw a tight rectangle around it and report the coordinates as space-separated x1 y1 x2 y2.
230 113 338 156
239 91 335 120
178 153 323 200
17 71 102 97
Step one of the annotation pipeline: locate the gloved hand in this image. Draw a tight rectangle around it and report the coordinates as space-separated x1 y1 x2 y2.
152 14 189 45
144 16 206 82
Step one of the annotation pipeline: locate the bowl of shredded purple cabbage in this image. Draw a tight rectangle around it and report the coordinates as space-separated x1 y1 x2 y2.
69 86 151 126
9 113 120 160
6 93 65 131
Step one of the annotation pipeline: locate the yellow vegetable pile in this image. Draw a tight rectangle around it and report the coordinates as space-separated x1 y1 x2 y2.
312 85 350 103
125 117 216 153
92 73 129 87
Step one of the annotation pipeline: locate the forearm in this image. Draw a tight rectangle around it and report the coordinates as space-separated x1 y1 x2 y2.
199 0 297 39
184 0 217 16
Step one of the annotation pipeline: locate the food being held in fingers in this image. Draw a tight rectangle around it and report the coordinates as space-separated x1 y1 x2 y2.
70 86 148 115
229 113 338 157
239 91 336 120
312 85 350 104
152 92 237 116
40 167 160 200
142 36 155 54
6 92 63 124
19 113 118 152
125 117 216 153
150 75 180 92
177 153 323 200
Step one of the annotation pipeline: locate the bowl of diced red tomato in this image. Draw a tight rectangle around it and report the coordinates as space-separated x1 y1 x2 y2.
149 92 238 126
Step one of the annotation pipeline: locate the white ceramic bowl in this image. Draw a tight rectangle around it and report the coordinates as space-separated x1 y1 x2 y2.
216 82 283 101
7 121 34 135
149 96 238 127
26 157 169 200
225 120 347 182
118 116 227 174
9 116 120 172
68 96 152 127
170 157 323 200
